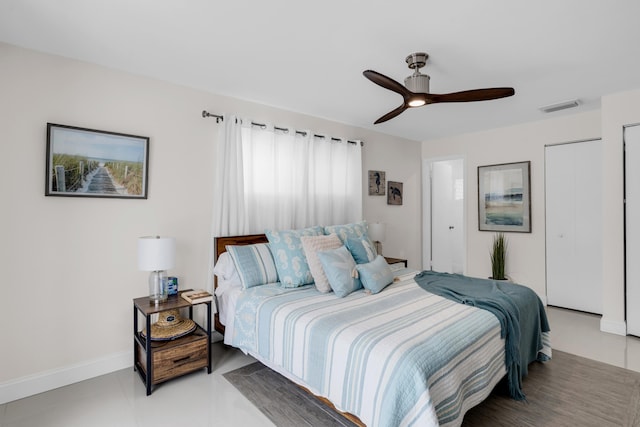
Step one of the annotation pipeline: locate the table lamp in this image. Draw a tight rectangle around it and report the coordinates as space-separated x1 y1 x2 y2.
368 222 386 256
138 236 176 304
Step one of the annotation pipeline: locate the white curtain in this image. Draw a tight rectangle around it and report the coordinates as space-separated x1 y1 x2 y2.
211 116 249 236
212 116 362 236
208 116 362 297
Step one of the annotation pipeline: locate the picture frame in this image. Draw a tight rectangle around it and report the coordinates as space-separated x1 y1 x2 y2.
387 181 403 205
45 123 149 199
368 170 386 195
478 161 531 232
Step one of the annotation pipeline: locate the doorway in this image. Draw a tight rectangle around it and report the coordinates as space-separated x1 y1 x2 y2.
423 157 465 273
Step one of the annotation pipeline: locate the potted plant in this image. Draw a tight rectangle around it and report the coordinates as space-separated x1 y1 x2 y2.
490 232 508 280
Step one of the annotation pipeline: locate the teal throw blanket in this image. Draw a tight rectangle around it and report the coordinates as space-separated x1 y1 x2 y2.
413 270 550 400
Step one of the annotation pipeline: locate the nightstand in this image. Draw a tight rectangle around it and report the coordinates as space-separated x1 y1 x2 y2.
133 290 212 395
384 257 408 268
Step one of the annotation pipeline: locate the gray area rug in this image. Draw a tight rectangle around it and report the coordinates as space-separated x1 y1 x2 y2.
224 350 640 427
224 361 357 427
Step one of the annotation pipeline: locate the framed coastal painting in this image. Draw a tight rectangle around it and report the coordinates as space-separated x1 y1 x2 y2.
478 161 531 232
45 123 149 199
368 170 386 195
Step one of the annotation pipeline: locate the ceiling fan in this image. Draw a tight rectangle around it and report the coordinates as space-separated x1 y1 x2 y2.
363 52 515 124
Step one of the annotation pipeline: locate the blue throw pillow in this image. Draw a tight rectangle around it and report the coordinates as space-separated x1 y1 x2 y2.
317 246 362 298
324 221 369 242
356 255 394 294
226 243 278 289
325 221 377 257
265 226 325 288
345 235 377 264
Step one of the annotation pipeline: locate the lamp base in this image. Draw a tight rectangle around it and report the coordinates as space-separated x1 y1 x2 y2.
149 270 168 304
374 241 383 256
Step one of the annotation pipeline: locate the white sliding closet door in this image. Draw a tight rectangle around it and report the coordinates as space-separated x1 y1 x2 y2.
545 139 602 314
625 125 640 336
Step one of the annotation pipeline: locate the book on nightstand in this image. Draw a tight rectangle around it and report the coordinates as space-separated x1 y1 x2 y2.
181 290 213 304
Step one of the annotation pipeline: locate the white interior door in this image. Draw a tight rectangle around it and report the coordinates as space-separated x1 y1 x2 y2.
545 139 602 314
625 125 640 336
428 158 464 274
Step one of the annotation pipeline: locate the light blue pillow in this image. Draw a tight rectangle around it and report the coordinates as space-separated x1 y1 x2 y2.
265 226 325 288
324 221 370 243
317 246 362 298
226 243 278 289
345 235 377 264
356 255 394 294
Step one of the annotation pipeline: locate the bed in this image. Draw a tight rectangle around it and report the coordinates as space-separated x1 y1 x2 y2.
213 233 551 427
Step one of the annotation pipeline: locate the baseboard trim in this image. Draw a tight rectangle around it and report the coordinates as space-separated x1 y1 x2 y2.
600 317 627 336
0 350 133 404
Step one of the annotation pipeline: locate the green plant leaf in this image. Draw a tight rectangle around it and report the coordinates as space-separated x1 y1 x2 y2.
490 232 507 280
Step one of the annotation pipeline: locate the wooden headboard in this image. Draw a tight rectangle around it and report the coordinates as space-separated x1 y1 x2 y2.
213 233 268 334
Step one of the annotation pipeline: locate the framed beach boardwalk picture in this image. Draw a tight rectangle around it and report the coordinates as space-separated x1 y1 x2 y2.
45 123 149 199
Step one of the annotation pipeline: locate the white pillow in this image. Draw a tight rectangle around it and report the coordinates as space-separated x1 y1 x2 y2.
213 252 236 280
213 252 241 293
300 234 343 293
214 277 243 297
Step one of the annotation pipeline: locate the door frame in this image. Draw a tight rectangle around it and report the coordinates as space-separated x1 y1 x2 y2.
624 123 640 336
422 155 466 272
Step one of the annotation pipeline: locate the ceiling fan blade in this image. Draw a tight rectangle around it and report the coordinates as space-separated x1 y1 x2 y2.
428 87 515 103
363 70 411 97
374 104 408 124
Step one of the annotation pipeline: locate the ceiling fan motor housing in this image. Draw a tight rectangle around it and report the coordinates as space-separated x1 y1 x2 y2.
404 73 430 93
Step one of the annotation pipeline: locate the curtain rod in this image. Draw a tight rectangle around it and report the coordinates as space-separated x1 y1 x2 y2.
202 110 223 122
202 110 363 146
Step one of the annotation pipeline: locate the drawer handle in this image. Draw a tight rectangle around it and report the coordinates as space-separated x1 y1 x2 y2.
173 356 191 364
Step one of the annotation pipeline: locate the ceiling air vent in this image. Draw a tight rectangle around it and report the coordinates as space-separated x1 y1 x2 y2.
539 99 581 113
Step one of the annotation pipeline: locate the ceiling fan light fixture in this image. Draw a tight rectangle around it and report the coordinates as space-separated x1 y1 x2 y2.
408 98 426 107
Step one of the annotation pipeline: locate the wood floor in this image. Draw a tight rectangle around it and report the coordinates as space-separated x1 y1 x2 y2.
463 350 640 427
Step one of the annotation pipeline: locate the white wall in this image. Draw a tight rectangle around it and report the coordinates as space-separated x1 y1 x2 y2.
362 140 422 262
0 42 421 402
422 110 602 300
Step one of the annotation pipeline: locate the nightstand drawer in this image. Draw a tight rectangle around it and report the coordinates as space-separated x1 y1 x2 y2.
136 331 208 384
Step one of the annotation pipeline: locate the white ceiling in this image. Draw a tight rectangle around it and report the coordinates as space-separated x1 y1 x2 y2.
2 0 640 142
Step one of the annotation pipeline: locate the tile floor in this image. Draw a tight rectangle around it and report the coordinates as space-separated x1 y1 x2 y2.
1 307 639 427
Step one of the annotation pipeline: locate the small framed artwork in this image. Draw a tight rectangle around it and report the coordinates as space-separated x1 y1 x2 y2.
45 123 149 199
387 181 403 205
478 161 531 232
368 170 386 195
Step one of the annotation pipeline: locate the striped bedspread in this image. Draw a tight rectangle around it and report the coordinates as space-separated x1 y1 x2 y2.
230 273 546 426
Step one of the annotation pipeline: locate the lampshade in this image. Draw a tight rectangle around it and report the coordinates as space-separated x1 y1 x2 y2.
138 236 176 304
138 236 176 271
368 222 386 243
